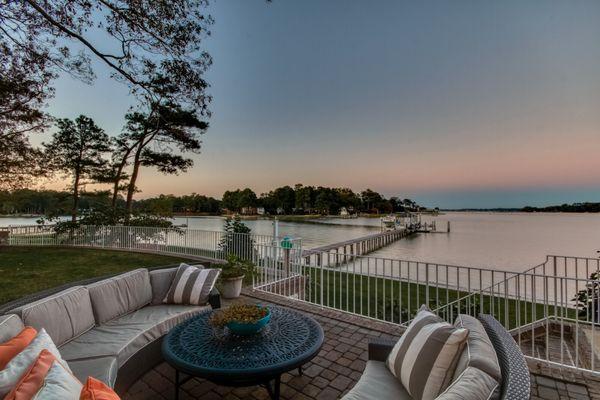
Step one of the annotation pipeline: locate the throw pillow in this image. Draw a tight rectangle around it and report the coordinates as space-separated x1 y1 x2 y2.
386 307 468 400
31 357 82 399
0 328 70 397
0 327 37 369
163 264 220 305
80 377 121 400
4 349 56 400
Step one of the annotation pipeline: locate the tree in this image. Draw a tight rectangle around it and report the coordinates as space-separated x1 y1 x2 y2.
573 272 600 322
361 189 384 213
0 53 50 189
116 104 208 218
44 116 111 223
294 184 313 213
219 216 254 259
1 0 213 188
222 188 257 212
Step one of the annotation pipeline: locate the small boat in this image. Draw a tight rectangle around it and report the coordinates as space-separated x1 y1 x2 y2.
380 215 398 231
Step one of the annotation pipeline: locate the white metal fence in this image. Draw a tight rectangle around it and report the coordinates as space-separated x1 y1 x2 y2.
5 225 599 374
256 247 600 375
3 224 298 263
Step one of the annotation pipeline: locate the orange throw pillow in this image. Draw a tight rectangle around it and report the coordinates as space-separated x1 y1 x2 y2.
4 349 55 400
80 377 120 400
0 327 37 369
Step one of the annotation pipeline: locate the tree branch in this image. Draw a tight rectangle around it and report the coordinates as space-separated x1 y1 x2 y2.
24 0 145 89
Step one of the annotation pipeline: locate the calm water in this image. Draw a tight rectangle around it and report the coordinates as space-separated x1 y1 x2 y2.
2 212 599 272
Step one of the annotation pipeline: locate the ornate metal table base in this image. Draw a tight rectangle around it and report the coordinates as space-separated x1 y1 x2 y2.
164 306 323 400
173 368 302 400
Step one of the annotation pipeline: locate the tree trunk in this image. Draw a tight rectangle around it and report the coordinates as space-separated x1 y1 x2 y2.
111 153 130 209
125 144 143 222
71 169 80 224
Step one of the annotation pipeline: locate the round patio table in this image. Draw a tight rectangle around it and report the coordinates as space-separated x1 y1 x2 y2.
162 305 324 400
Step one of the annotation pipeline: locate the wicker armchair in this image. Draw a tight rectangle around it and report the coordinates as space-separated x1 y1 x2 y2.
366 314 530 400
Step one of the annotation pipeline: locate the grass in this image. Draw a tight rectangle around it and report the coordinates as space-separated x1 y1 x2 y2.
306 267 577 328
0 246 196 305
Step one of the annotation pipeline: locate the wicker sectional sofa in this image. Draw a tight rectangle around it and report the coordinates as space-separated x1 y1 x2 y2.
0 264 220 394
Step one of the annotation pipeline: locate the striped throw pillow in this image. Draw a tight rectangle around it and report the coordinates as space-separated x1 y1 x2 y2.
163 264 221 306
386 307 468 400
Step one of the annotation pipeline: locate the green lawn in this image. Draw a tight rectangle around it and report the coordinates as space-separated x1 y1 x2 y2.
305 267 577 328
0 246 196 305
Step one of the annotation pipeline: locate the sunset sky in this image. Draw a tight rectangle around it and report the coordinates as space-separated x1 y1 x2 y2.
43 0 600 208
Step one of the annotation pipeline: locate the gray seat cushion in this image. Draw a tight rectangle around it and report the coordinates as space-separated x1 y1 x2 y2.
60 304 208 366
342 361 412 400
436 366 499 400
10 286 95 346
149 267 178 305
67 356 119 388
87 269 153 324
0 314 24 343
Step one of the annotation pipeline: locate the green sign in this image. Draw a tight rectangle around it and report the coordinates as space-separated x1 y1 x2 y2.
280 236 293 249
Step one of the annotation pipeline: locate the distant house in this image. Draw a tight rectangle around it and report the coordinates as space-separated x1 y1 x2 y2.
240 207 257 215
339 207 349 217
276 207 285 215
257 207 266 215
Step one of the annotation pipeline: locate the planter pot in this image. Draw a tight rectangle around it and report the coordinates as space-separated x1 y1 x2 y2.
221 275 244 299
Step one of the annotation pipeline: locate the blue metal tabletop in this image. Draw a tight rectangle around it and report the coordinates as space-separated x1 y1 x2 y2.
162 305 324 381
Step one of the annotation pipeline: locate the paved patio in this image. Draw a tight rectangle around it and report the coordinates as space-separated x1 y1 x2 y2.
124 290 595 400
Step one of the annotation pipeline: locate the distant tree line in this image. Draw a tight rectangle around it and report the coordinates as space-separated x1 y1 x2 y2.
522 202 600 213
0 186 425 218
222 184 423 215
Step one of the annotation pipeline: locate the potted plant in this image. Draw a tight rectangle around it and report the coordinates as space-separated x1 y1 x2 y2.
219 254 255 299
210 303 270 335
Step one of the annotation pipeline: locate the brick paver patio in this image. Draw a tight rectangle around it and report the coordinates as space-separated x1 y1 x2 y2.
124 290 595 400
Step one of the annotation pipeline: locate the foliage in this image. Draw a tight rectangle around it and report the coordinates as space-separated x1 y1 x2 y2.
222 184 424 215
222 188 258 211
117 104 208 216
260 186 296 214
219 216 255 259
44 115 112 222
0 189 108 216
135 193 220 215
573 271 600 322
209 304 268 328
523 203 600 213
0 185 427 218
39 203 174 235
220 254 256 280
1 0 213 190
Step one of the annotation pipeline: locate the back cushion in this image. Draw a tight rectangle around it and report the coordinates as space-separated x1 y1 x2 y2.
453 314 501 382
87 269 152 324
0 315 25 343
387 307 468 400
12 287 95 347
149 267 179 305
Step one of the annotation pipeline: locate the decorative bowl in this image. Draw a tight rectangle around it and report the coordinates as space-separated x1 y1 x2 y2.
226 307 271 335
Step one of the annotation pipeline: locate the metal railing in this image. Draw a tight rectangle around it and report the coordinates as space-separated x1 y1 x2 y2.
6 224 599 375
253 247 600 375
4 224 293 263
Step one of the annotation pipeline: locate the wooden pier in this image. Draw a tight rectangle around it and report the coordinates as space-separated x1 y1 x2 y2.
302 228 411 264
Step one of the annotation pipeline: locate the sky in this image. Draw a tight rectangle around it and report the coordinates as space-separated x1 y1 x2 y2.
43 0 600 209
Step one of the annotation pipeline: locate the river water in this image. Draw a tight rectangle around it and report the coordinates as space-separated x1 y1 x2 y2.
2 212 599 272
